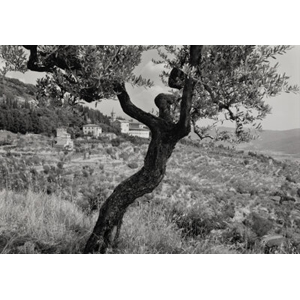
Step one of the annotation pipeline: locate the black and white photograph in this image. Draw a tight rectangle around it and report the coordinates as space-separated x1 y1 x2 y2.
1 1 300 299
0 45 299 254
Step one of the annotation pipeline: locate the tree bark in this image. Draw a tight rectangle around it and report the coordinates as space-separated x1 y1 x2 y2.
84 46 203 253
84 130 177 253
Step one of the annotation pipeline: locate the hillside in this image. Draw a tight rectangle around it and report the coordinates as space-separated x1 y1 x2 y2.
190 126 300 159
240 128 300 156
0 76 37 103
0 76 118 136
1 134 300 253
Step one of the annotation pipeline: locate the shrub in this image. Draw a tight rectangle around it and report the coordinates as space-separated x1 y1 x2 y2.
286 175 296 183
244 212 273 238
243 159 250 165
43 164 50 174
248 151 257 157
31 155 41 165
111 137 125 147
106 147 114 155
127 162 139 169
82 170 89 178
78 185 107 213
57 161 64 169
120 151 130 161
222 222 257 249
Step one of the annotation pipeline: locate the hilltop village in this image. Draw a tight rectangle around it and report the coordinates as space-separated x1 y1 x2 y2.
55 110 150 150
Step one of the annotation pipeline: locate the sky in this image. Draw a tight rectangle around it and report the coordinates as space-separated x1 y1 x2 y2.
4 46 300 131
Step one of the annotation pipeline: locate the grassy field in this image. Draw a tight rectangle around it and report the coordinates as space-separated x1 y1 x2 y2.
1 133 300 253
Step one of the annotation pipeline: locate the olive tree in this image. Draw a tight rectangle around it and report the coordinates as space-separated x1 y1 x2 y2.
156 45 298 142
1 45 297 253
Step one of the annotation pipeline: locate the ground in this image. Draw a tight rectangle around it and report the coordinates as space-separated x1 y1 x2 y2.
0 132 300 254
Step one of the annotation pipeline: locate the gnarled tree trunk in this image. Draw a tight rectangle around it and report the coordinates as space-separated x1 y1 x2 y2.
22 44 203 254
84 46 203 253
84 130 177 253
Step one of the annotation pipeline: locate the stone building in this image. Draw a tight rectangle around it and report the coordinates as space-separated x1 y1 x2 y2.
83 124 102 138
128 122 150 139
110 111 150 139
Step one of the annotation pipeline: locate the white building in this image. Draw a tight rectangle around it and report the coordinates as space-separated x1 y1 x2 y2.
110 111 150 139
112 119 130 134
101 132 117 140
56 127 74 150
128 122 150 139
83 124 102 138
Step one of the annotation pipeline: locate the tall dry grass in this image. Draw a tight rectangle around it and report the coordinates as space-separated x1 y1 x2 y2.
0 189 237 254
0 190 94 253
116 202 237 254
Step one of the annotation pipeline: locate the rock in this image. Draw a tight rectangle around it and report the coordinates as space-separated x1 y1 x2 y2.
280 195 296 204
261 235 285 248
290 233 300 246
270 196 281 203
229 187 237 194
242 193 251 197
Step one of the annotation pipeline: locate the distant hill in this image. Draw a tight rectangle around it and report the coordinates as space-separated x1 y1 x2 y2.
240 128 300 155
0 76 37 104
189 126 300 157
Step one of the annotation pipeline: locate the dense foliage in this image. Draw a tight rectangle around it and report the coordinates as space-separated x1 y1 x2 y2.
156 46 299 141
0 76 116 136
0 98 114 136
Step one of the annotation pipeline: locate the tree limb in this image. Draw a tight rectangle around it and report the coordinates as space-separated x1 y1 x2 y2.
113 82 162 132
24 45 53 72
191 119 214 140
175 45 203 137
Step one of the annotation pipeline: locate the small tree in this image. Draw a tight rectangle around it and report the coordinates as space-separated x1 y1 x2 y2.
1 45 298 253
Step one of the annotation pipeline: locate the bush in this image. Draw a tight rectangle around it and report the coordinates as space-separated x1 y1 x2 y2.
111 137 125 147
82 170 89 177
244 212 273 238
127 162 139 169
120 151 130 161
57 161 64 169
243 159 250 165
248 151 257 158
43 164 50 174
106 147 114 155
286 175 296 184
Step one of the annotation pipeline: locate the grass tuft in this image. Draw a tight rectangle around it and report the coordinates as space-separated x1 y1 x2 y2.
0 190 94 254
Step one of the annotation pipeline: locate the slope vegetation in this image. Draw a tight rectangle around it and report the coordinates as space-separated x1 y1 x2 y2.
1 134 300 253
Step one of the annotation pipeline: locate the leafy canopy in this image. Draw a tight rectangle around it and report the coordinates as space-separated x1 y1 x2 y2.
1 45 298 142
0 46 27 76
156 45 299 141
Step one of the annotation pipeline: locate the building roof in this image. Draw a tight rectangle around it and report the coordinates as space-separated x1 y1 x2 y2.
129 128 149 132
83 124 101 127
113 120 129 124
129 123 148 130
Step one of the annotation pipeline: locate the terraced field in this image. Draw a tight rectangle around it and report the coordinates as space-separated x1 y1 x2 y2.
1 133 300 253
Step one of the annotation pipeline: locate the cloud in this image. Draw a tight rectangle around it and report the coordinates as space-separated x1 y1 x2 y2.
138 61 166 87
